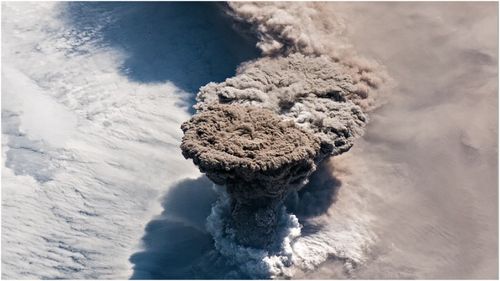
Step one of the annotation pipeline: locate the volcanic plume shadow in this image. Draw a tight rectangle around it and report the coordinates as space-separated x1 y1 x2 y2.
62 2 259 109
129 176 218 279
286 159 342 235
129 176 252 279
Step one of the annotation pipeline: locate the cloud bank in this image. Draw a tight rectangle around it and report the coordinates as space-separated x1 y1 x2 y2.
1 2 255 279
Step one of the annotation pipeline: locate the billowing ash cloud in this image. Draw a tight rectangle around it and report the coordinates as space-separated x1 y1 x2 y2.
180 1 389 277
224 2 390 111
181 104 320 247
181 104 321 191
196 54 368 156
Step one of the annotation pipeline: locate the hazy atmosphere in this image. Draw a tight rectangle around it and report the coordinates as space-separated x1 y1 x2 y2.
2 2 498 279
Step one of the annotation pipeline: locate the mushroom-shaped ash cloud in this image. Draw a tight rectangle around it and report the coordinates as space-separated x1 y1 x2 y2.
196 54 369 158
176 3 390 276
181 104 321 247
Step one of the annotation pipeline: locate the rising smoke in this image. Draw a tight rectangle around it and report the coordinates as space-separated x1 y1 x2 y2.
180 2 389 278
181 104 320 248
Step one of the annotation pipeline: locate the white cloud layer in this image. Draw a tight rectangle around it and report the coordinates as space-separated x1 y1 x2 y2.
2 2 199 278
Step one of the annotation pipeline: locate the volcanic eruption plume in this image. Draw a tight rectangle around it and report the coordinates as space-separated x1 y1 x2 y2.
180 2 389 277
181 104 321 247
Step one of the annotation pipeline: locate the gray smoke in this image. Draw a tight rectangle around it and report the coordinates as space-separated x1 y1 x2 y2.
180 1 389 277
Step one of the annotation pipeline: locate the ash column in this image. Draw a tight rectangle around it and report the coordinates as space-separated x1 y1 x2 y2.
181 104 321 248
